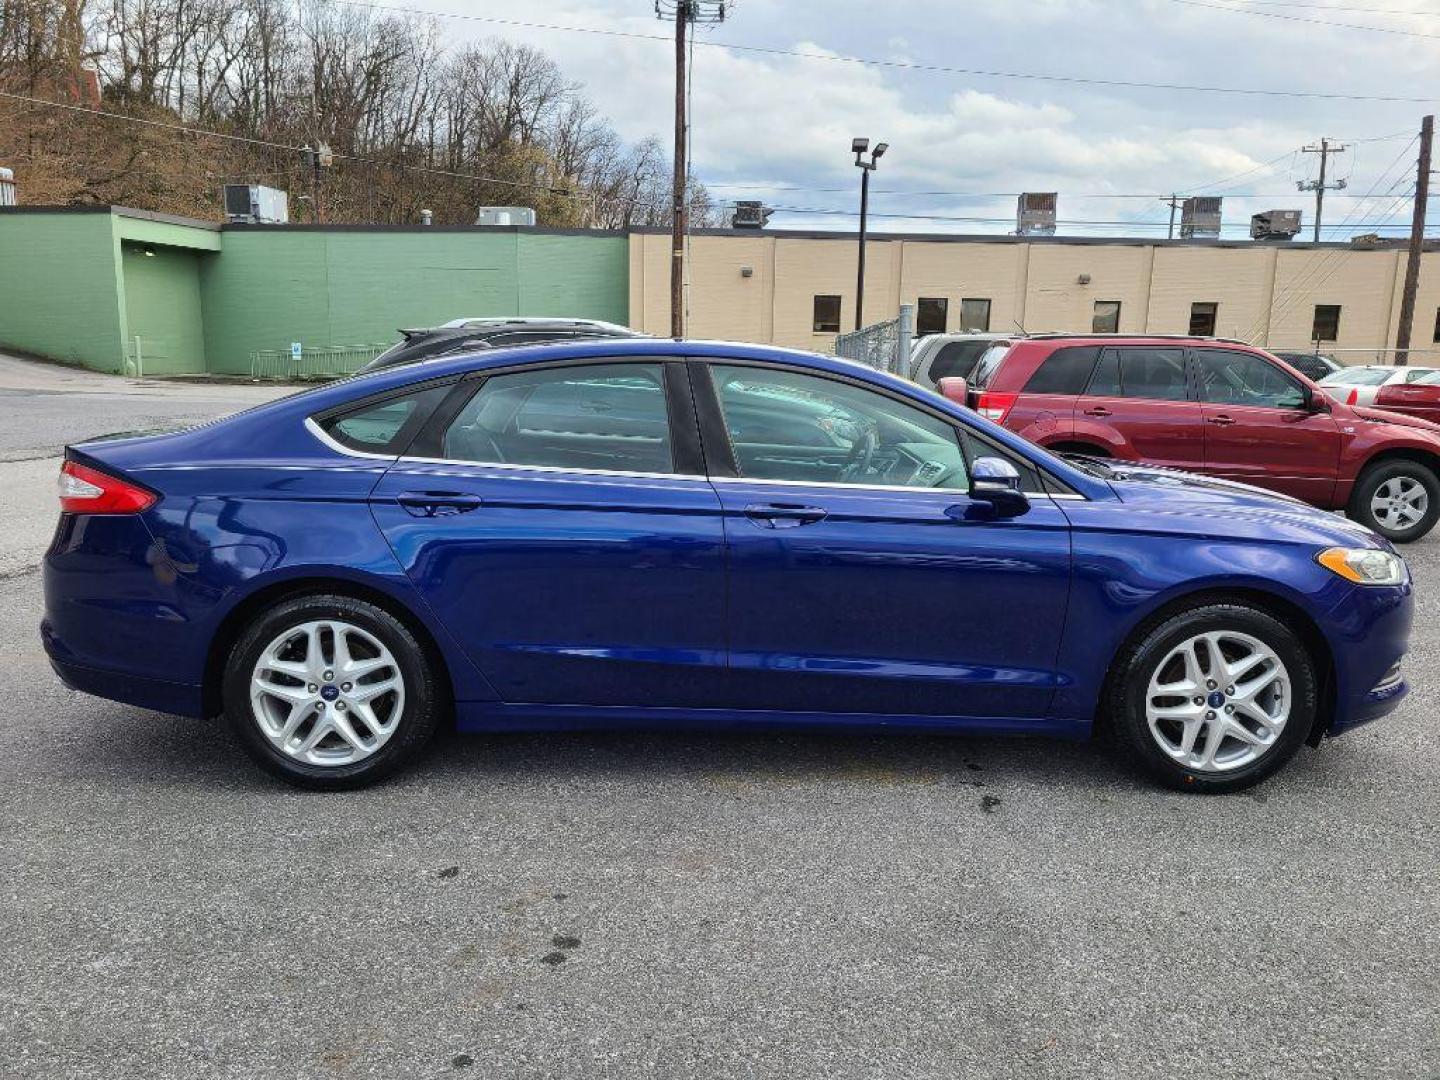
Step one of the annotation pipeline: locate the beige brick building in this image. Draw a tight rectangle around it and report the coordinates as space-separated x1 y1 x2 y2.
629 228 1440 362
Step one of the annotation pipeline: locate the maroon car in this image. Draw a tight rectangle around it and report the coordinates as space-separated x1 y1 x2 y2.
1374 369 1440 424
939 334 1440 542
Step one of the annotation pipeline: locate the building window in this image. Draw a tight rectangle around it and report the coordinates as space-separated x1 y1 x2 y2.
1432 307 1440 344
1189 302 1218 337
813 295 842 334
916 297 948 336
1092 300 1122 334
960 298 992 333
1311 304 1341 343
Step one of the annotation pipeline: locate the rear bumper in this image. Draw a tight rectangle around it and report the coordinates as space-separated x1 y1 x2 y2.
44 631 205 717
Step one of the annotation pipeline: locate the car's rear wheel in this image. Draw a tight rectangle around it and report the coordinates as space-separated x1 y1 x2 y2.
223 595 442 789
1347 460 1440 543
1103 603 1318 793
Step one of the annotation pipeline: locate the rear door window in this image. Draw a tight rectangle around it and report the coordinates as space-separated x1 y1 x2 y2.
442 363 674 474
926 340 989 384
1084 347 1188 401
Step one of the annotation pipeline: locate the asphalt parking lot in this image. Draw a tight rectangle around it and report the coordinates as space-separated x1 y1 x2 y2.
1 356 1437 1079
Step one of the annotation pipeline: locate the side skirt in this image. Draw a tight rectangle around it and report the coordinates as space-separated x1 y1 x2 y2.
455 701 1092 740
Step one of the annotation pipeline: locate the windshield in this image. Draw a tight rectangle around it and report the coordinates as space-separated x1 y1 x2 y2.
968 344 1014 391
1320 367 1391 387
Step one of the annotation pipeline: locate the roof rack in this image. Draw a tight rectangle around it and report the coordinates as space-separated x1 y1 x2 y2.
1025 332 1251 345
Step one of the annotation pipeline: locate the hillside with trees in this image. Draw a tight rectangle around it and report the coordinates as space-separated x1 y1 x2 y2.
0 0 719 226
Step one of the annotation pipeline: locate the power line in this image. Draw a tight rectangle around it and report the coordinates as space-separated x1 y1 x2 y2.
1169 0 1440 37
329 0 1440 102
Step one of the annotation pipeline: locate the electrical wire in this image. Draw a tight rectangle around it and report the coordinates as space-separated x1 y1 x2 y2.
1168 0 1440 37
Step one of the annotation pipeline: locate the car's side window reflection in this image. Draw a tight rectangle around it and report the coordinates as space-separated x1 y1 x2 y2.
443 363 673 474
708 364 970 490
1196 349 1306 409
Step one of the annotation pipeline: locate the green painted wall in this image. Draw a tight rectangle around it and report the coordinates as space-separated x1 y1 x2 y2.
0 211 126 371
200 229 629 374
0 213 630 376
119 242 208 375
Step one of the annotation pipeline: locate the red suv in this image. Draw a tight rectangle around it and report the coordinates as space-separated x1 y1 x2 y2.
951 335 1440 543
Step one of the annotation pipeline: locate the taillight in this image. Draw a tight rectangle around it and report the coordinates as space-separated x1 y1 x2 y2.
1346 389 1359 406
57 460 156 514
975 391 1018 423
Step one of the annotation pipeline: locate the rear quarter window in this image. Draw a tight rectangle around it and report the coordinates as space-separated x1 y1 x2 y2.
319 383 453 454
1021 346 1101 395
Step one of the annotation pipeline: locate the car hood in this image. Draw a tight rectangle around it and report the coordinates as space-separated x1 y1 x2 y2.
1082 460 1387 548
1347 403 1440 434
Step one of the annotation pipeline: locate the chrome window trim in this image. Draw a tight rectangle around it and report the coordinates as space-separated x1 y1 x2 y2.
305 416 397 461
309 422 1084 498
709 475 1080 500
392 455 706 483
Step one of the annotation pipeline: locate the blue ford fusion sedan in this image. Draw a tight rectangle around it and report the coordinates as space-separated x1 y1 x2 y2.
43 340 1411 792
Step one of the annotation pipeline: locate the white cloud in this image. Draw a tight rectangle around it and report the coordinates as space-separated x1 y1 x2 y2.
424 0 1438 236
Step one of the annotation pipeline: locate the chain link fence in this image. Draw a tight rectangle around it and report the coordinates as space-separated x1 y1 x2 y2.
833 304 915 378
249 344 391 380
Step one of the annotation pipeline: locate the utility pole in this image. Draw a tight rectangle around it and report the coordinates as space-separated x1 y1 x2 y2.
655 1 725 338
1299 138 1348 243
1394 114 1434 367
852 137 888 330
1161 194 1182 240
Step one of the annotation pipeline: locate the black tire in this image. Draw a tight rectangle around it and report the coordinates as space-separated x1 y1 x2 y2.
1346 459 1440 543
1102 602 1318 794
222 594 443 790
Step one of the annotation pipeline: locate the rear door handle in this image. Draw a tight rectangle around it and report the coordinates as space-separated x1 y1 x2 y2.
743 503 828 528
1083 407 1112 417
395 490 484 517
1206 415 1237 426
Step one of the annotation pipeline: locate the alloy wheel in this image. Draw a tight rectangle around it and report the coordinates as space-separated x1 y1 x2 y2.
249 619 406 767
1370 475 1429 533
1144 630 1290 773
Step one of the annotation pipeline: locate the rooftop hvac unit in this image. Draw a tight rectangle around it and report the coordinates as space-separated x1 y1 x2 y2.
1181 196 1223 239
222 184 289 224
1016 192 1057 236
0 166 16 207
731 200 773 229
476 206 537 227
1250 209 1302 241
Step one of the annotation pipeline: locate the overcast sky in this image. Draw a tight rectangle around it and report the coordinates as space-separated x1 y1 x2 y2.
425 0 1437 238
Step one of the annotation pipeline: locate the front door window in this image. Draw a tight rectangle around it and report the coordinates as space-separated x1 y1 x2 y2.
708 364 970 490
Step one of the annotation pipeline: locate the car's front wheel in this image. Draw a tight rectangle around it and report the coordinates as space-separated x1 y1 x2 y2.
1104 603 1318 793
1347 459 1440 543
223 594 443 789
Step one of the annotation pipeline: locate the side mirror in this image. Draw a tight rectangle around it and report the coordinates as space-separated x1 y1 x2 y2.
937 376 968 404
968 456 1030 519
1304 386 1331 413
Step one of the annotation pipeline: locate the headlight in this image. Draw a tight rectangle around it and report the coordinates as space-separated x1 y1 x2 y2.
1317 546 1407 586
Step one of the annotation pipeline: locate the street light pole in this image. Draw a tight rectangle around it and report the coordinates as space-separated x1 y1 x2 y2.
852 137 887 331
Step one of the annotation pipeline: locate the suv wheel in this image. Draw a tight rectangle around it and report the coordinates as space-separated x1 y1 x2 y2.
1347 460 1440 543
223 595 443 789
1104 603 1317 793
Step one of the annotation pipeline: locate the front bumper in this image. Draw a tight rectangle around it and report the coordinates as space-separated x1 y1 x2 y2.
1323 579 1413 736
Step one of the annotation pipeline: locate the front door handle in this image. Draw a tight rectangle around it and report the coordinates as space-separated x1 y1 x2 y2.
1083 406 1112 417
743 503 828 528
395 490 484 517
1206 414 1237 426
